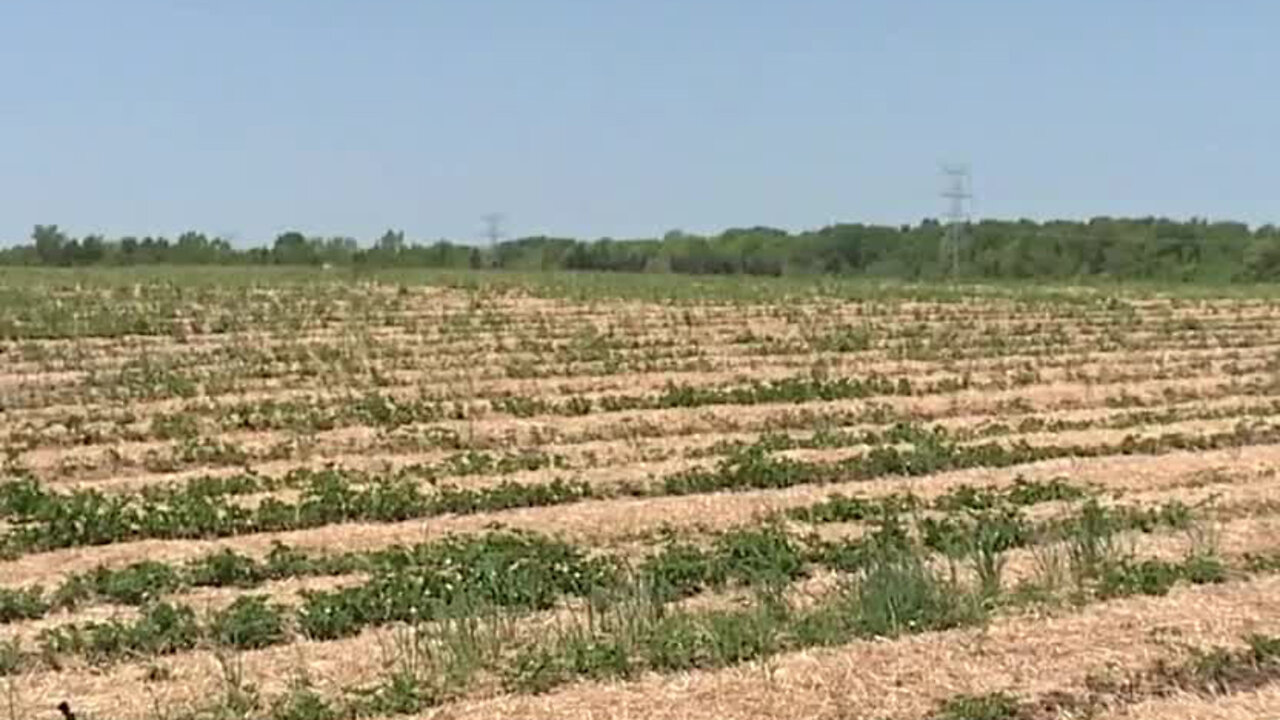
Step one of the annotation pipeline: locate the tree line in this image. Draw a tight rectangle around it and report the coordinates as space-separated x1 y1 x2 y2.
5 218 1280 281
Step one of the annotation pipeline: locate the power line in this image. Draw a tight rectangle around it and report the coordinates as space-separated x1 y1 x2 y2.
940 163 972 277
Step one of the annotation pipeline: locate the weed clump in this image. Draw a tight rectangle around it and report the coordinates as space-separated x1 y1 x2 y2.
211 595 289 649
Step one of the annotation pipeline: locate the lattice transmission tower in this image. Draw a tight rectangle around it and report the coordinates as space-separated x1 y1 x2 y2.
481 212 505 248
939 163 972 277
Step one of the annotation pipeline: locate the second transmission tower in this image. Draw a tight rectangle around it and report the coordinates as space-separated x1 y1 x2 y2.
482 213 505 249
940 164 972 277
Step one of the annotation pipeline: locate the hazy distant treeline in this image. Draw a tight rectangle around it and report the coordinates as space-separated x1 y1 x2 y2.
6 218 1280 281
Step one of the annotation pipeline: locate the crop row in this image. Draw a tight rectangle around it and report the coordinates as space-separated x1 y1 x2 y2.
6 508 1256 718
10 326 1269 439
660 420 1280 495
0 469 594 556
6 373 918 421
0 445 564 511
2 479 1082 623
6 284 1272 364
0 280 437 341
695 398 1280 459
23 390 1276 481
11 328 1273 432
2 421 1276 557
927 633 1280 720
23 315 1262 398
9 333 1280 456
456 364 1276 420
0 487 1220 646
0 369 1255 460
6 272 1278 334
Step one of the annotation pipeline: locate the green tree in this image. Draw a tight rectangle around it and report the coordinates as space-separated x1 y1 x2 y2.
32 225 68 265
1244 237 1280 280
272 231 317 265
377 229 405 253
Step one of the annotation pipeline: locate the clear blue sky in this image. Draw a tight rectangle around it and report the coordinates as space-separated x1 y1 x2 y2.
0 1 1274 245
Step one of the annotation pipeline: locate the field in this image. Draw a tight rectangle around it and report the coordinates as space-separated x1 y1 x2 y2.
2 267 1280 720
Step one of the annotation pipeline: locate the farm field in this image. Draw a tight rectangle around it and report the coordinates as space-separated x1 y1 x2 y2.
2 268 1280 720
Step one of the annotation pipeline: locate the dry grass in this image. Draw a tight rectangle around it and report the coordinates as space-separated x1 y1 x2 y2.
1092 685 1280 719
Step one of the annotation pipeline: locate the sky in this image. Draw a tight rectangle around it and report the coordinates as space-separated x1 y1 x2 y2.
0 1 1275 246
